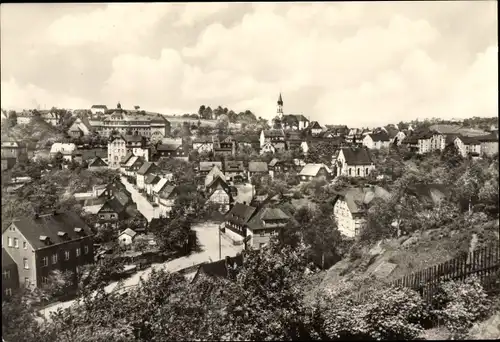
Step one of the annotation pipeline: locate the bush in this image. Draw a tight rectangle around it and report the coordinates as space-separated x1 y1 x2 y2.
430 276 492 339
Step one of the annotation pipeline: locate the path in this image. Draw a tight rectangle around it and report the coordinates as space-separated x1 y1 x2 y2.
120 176 159 222
39 222 243 320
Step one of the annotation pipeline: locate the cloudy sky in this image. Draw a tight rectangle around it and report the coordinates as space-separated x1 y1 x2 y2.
1 2 497 127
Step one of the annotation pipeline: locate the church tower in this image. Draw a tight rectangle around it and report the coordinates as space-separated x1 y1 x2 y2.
277 93 284 120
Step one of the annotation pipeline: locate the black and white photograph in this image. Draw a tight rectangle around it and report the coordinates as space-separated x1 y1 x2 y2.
1 2 499 341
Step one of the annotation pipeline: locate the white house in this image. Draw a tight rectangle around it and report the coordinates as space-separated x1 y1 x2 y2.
299 163 332 183
90 105 108 115
50 143 77 162
260 142 276 155
362 132 391 150
206 176 232 213
309 121 323 136
192 137 214 154
393 131 407 145
454 136 481 158
136 162 159 190
335 147 375 178
205 165 226 188
332 186 391 238
118 228 137 246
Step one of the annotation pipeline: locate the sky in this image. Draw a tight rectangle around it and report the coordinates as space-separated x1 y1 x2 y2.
0 2 497 127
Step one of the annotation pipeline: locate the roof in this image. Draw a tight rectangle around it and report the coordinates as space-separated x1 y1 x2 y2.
2 248 16 269
456 135 481 145
263 129 285 137
121 152 135 164
11 211 93 250
145 174 160 185
309 121 322 129
193 136 213 144
157 143 181 152
159 185 177 200
88 156 107 167
334 186 391 214
475 133 498 142
285 131 302 141
91 105 108 109
248 161 268 173
299 163 332 176
407 183 449 205
50 143 77 155
247 206 290 231
224 160 245 172
123 134 145 143
225 203 258 226
339 147 373 165
137 162 157 176
368 131 391 142
268 158 280 167
283 114 309 123
152 178 169 193
119 228 137 239
195 254 244 281
205 165 226 187
199 161 222 172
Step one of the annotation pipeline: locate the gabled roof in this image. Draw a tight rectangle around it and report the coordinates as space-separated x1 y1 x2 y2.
309 121 322 129
194 254 244 282
157 143 182 152
145 174 160 185
193 136 214 144
121 152 135 164
11 211 93 250
159 185 177 200
247 206 290 231
153 178 169 193
225 203 257 226
268 158 280 167
368 131 391 142
205 165 226 187
50 143 77 155
123 134 145 143
456 135 481 145
224 160 245 172
119 228 137 239
263 129 285 137
299 163 332 176
285 131 302 141
339 147 373 165
2 248 16 269
333 186 391 214
137 162 157 176
199 161 222 172
475 133 498 142
91 105 108 109
88 156 107 167
283 114 309 123
248 161 268 172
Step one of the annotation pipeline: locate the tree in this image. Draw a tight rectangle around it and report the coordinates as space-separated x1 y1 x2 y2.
149 216 192 254
272 116 282 129
7 110 17 127
216 114 229 134
203 106 213 120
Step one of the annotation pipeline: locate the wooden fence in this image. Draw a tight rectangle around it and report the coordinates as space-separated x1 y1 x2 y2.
392 245 500 303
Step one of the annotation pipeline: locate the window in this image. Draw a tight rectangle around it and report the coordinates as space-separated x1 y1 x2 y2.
357 168 360 176
42 277 49 285
42 256 48 267
348 168 352 176
76 248 81 257
110 214 116 219
7 237 12 247
23 241 27 249
5 288 12 296
259 230 265 236
365 168 369 175
65 251 70 260
52 254 58 264
24 278 30 287
99 215 105 219
3 270 10 279
23 258 29 269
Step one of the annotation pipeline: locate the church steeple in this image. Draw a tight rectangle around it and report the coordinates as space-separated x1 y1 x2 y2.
277 93 283 119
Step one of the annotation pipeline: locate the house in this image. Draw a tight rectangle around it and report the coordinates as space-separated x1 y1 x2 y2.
192 136 214 154
260 142 276 155
454 135 481 158
417 131 434 154
155 184 179 216
205 165 226 188
476 134 499 157
2 211 94 289
362 132 391 150
16 110 35 125
145 174 161 196
260 129 286 152
245 206 291 249
136 162 159 190
90 105 108 115
50 143 77 162
324 125 349 137
299 163 332 183
121 155 145 177
247 161 268 180
223 161 246 181
206 176 233 213
222 203 258 243
235 134 260 153
87 156 108 170
332 186 391 238
213 136 236 156
123 134 150 161
309 121 324 136
118 228 137 247
191 254 244 284
67 117 92 138
335 147 375 178
1 140 28 161
107 135 127 169
155 143 187 160
393 130 407 145
281 114 310 131
2 248 19 298
268 158 296 178
198 161 223 176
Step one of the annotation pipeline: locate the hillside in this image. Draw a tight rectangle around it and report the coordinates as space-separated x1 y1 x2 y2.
163 115 241 129
306 216 499 303
1 118 65 148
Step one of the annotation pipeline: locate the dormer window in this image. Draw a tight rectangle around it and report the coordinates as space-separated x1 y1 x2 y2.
57 231 68 239
39 235 51 245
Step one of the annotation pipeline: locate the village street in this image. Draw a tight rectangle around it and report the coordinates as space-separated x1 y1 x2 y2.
120 176 160 222
39 222 244 320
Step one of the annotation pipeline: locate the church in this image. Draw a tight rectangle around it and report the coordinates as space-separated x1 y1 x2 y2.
275 93 310 131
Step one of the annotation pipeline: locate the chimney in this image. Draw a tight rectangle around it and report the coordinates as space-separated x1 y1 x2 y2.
34 213 39 219
53 210 57 216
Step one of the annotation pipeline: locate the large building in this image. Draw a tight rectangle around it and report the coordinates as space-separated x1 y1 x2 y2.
2 211 94 290
108 134 150 169
275 93 309 130
89 103 170 139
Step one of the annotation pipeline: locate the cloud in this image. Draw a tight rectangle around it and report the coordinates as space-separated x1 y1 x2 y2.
46 4 172 47
173 3 230 27
1 78 89 110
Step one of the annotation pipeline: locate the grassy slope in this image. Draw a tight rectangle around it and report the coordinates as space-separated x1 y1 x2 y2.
162 115 241 129
1 119 65 148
